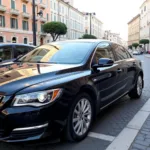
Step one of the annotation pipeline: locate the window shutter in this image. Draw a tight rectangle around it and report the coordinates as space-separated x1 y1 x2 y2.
2 16 5 27
27 21 29 30
22 20 24 30
16 19 18 29
10 18 12 28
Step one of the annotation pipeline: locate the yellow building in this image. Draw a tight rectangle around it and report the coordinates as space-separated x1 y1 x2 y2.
128 14 140 46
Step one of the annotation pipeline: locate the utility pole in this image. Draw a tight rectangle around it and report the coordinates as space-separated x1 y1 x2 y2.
86 12 95 35
32 0 36 46
90 13 92 35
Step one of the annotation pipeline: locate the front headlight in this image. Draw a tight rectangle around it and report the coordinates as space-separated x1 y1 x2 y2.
13 89 62 107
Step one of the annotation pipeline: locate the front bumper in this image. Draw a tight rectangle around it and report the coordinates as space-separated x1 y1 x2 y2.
0 123 49 142
0 96 69 142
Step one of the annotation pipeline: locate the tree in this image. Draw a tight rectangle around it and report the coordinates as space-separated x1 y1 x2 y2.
128 45 132 49
139 39 149 52
43 22 67 41
132 43 139 49
80 34 97 39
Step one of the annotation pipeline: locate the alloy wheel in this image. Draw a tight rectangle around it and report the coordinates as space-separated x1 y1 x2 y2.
137 76 143 96
72 98 92 136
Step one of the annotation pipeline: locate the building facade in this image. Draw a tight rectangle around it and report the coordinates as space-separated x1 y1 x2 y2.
128 14 140 46
84 15 103 39
50 0 84 40
104 30 123 45
0 0 51 45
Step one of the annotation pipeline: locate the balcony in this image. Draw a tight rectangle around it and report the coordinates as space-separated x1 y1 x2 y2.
22 0 29 2
10 9 19 16
39 3 46 9
0 5 6 12
22 12 30 19
40 17 47 22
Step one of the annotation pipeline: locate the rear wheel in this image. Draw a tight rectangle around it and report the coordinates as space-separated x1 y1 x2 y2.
128 75 143 98
65 93 94 142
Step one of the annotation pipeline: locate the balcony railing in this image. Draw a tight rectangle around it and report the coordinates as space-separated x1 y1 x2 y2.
40 17 47 22
22 12 30 18
39 3 46 9
10 9 19 16
0 5 6 12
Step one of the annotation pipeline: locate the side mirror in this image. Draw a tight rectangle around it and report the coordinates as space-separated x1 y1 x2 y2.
92 58 114 70
0 58 2 62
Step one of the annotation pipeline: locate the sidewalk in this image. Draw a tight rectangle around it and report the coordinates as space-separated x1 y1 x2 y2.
129 115 150 150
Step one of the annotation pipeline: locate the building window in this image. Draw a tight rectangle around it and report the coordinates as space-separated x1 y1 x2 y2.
47 13 49 21
11 0 15 9
0 0 1 5
0 15 5 27
12 37 17 43
23 4 26 13
22 20 28 30
54 14 56 21
10 18 18 29
0 36 3 43
85 29 88 34
144 6 146 11
24 38 28 44
54 2 56 10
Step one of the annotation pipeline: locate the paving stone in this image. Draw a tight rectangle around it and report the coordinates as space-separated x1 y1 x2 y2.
132 143 147 150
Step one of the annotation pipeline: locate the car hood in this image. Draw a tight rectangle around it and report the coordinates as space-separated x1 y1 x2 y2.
0 62 81 95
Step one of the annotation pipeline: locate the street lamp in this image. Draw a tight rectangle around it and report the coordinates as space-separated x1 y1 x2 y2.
32 0 43 46
86 12 96 35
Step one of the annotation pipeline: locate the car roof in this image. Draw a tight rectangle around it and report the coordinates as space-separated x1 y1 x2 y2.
0 43 35 47
48 39 109 44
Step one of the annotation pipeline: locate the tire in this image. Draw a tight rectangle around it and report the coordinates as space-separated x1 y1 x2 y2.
65 93 94 142
128 75 143 99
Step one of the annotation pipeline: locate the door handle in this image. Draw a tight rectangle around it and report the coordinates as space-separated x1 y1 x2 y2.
117 68 123 73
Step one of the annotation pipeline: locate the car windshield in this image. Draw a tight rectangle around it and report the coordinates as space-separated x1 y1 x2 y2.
18 42 93 64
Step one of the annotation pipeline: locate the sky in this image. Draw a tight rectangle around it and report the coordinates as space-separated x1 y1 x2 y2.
74 0 144 41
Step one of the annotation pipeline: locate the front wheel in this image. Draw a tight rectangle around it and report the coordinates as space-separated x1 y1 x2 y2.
65 93 94 142
128 75 143 98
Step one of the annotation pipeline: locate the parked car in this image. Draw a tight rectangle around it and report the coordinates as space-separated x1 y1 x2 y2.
133 50 142 55
148 50 150 54
0 43 35 65
0 40 144 142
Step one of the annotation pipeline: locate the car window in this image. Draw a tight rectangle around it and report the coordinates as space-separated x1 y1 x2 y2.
114 45 129 60
19 42 94 64
92 42 115 65
0 46 12 61
14 46 30 58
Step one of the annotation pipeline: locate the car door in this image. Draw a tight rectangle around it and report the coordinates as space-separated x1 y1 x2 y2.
123 48 137 91
112 44 130 95
13 45 30 60
91 42 121 107
0 46 13 63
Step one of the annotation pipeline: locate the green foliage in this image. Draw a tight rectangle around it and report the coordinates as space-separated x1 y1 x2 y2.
43 22 67 41
132 43 139 48
80 34 97 39
139 39 149 45
128 45 132 49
